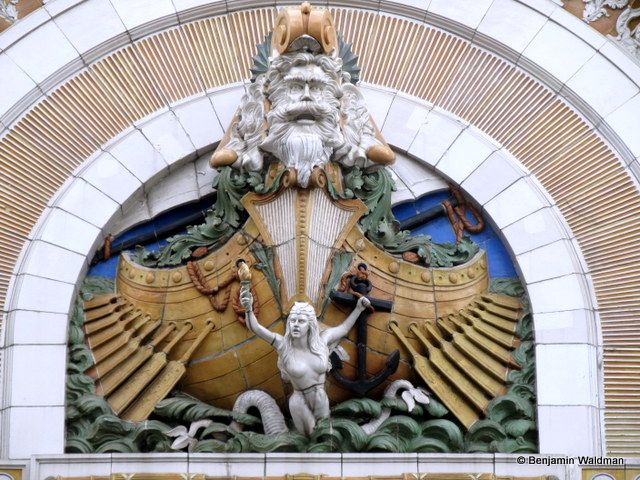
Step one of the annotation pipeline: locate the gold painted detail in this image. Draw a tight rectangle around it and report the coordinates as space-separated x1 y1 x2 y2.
83 293 215 421
390 293 522 429
286 475 323 480
272 2 337 54
114 224 289 409
186 260 238 313
265 162 287 191
210 111 241 168
324 162 344 196
111 218 493 408
322 227 491 404
0 10 634 454
297 188 309 299
0 469 23 480
0 9 634 452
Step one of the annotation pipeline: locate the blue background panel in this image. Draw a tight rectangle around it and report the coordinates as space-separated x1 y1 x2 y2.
392 191 516 278
88 195 215 278
89 191 516 280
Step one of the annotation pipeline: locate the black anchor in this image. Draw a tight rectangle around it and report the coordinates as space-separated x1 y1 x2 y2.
329 285 400 397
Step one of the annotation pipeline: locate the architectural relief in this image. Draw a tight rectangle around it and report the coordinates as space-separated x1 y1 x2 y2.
616 6 640 58
582 0 630 22
0 0 18 23
212 3 391 181
240 279 372 435
568 0 640 60
1 0 640 463
47 475 556 480
65 3 536 455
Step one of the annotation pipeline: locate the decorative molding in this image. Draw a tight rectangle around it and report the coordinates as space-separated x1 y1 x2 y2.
9 0 640 459
582 0 630 23
0 0 19 23
45 475 558 480
615 6 640 59
0 469 22 480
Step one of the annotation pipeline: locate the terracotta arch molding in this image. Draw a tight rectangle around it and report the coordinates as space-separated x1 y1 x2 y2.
1 85 601 458
0 0 638 168
1 0 638 458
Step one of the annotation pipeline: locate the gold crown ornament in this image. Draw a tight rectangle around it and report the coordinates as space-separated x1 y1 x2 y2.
271 2 337 55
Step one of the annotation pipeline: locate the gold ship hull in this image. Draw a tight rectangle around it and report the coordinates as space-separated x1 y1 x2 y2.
112 218 490 410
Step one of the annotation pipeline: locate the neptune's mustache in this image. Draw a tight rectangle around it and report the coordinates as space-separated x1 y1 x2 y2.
266 100 337 125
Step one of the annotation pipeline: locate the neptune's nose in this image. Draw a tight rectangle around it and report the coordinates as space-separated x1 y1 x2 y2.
301 83 312 101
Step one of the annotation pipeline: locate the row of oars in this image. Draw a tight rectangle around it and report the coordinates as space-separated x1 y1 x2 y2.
390 293 522 429
83 294 214 422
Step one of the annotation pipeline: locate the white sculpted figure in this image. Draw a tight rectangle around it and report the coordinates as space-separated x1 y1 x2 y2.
239 283 371 434
211 3 395 186
259 53 347 187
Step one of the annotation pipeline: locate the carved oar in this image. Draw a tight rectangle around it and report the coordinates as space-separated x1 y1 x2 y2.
87 316 160 378
408 323 490 412
436 316 510 381
83 293 119 311
86 310 145 349
107 322 193 415
477 299 521 320
389 321 479 429
84 306 136 337
84 297 129 323
95 322 173 396
417 322 506 398
85 310 136 337
447 314 520 369
459 311 518 350
480 293 521 312
468 304 518 334
121 321 215 422
90 314 160 364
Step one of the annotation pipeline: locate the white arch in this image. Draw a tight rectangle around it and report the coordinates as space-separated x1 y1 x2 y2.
1 84 602 458
0 0 638 179
3 0 636 462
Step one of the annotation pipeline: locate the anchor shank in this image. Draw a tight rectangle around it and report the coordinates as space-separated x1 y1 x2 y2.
329 290 397 396
356 311 369 379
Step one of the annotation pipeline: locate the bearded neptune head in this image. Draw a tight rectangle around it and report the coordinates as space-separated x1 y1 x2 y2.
210 2 395 187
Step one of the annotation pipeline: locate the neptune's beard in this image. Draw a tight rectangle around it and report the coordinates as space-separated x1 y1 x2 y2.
261 101 344 187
